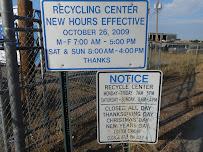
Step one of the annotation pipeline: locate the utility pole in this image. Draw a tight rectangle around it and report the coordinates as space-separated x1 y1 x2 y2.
155 0 162 69
155 0 159 44
18 1 36 150
18 0 34 104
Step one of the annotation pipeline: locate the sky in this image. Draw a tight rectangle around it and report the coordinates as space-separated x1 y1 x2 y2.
11 0 203 40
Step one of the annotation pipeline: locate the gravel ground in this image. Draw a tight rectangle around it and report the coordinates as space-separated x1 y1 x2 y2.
181 113 203 152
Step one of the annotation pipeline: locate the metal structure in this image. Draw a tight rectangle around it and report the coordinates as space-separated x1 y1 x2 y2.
0 0 25 151
0 0 63 151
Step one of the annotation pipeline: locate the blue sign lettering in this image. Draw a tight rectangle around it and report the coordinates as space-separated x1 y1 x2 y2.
110 74 149 84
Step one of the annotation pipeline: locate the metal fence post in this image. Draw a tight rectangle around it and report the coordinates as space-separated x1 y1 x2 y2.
60 72 73 152
0 65 10 152
158 46 161 69
0 0 25 151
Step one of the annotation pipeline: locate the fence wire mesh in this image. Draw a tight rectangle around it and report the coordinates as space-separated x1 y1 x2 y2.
0 8 124 152
0 5 203 152
0 9 64 152
17 10 63 152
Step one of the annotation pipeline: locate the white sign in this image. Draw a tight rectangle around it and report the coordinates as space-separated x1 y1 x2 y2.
41 0 148 71
97 71 163 144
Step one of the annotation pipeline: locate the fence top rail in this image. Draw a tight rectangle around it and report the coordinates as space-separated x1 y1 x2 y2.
15 27 42 32
14 15 41 23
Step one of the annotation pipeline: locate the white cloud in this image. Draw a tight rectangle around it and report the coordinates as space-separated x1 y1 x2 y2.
161 0 203 17
149 0 203 40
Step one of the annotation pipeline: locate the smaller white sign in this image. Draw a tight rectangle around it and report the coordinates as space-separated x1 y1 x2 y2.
97 71 163 144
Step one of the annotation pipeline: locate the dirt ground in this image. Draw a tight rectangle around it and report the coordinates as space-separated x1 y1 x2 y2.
155 62 203 152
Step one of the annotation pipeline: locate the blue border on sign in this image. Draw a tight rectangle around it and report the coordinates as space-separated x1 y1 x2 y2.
41 0 149 71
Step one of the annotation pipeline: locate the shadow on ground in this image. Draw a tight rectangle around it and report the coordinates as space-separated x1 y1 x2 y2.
160 112 203 152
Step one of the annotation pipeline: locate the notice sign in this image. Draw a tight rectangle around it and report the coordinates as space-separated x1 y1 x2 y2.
41 0 148 71
97 71 163 144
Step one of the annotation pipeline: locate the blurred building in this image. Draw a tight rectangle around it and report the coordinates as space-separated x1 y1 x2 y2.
149 32 177 42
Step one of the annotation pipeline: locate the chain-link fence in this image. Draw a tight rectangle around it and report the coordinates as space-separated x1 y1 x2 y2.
0 2 203 152
147 42 203 152
17 10 63 152
0 6 64 151
0 5 127 151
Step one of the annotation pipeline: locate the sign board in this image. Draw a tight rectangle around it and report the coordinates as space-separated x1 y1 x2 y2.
97 71 163 144
41 0 148 71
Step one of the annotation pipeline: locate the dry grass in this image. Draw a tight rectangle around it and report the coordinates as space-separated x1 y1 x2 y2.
129 52 203 152
24 52 203 151
149 52 203 77
129 144 158 152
